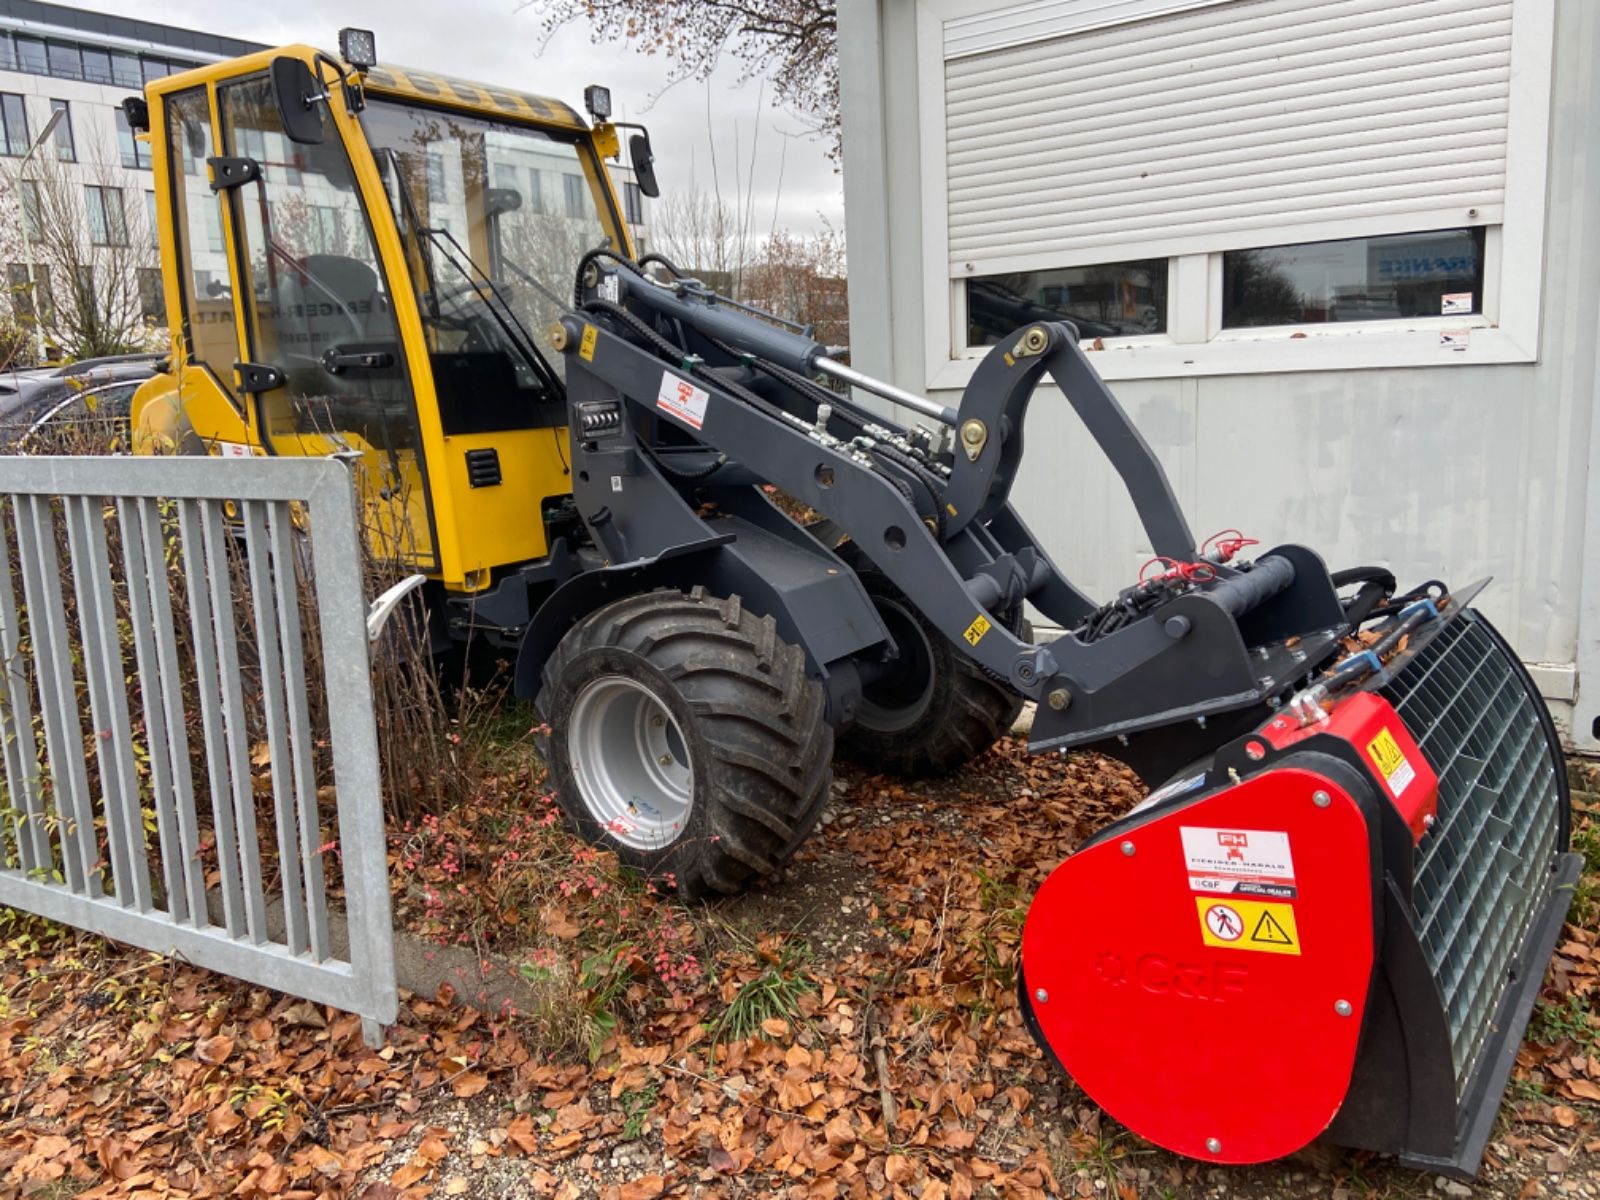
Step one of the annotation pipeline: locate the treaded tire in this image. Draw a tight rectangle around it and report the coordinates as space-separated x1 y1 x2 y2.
838 555 1024 778
538 586 832 897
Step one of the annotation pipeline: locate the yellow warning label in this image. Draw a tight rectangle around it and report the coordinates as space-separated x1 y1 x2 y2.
1367 728 1404 776
579 325 598 361
963 614 992 646
1195 897 1302 956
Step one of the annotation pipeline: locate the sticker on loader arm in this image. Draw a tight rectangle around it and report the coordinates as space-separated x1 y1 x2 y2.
656 371 710 430
963 614 992 645
579 325 598 361
1195 897 1300 955
1366 727 1416 798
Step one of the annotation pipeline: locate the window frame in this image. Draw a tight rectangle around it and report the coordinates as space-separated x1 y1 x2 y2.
48 99 73 162
85 184 128 247
915 0 1556 386
116 107 149 169
0 93 28 156
18 178 39 240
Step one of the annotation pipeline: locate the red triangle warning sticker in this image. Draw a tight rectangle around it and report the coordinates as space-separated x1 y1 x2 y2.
1251 911 1293 945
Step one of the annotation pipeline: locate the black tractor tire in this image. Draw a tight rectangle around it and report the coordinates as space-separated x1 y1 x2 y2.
537 586 832 897
838 555 1025 778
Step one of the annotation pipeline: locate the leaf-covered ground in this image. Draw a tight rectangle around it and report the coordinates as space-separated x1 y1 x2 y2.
0 741 1597 1200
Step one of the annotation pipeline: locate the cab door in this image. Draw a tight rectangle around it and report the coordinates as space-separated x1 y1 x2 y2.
212 70 439 571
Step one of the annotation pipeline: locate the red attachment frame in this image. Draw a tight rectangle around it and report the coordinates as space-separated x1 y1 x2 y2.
1258 692 1439 842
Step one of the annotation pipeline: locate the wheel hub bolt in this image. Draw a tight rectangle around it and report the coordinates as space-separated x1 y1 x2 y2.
659 754 673 766
1047 688 1070 710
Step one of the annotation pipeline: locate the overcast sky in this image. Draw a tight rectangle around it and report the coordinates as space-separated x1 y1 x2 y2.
109 0 844 236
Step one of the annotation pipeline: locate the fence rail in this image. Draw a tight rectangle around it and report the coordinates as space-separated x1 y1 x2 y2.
0 455 395 1042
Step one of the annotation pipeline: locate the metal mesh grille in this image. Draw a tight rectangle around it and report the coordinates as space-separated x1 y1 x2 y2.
1378 613 1561 1092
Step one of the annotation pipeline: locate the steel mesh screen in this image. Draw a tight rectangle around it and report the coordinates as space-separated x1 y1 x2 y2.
1379 613 1562 1092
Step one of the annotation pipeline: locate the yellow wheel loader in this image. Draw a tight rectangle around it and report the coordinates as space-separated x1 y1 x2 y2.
126 32 1575 1177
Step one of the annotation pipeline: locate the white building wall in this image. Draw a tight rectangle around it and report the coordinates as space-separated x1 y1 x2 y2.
840 0 1600 749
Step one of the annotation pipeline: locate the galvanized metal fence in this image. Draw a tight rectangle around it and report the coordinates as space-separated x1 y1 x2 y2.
0 455 396 1043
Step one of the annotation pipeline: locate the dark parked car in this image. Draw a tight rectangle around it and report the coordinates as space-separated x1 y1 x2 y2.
0 354 161 451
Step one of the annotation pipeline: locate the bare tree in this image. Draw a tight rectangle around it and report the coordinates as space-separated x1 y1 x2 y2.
742 220 846 346
0 146 160 362
649 188 757 293
519 0 840 155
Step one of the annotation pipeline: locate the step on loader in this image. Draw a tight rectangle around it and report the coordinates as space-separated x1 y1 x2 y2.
126 34 1576 1176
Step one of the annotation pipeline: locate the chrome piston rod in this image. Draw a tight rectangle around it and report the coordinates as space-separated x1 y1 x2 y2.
813 357 959 426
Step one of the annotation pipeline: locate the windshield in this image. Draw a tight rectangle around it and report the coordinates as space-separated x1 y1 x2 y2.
361 98 625 423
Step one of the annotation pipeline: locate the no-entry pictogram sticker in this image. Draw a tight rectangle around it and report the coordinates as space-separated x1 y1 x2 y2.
1203 903 1244 942
1196 896 1302 955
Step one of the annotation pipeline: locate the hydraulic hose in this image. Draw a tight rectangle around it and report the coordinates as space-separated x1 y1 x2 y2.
1331 565 1397 627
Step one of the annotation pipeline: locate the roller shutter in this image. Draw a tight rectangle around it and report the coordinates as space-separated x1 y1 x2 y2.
944 0 1512 274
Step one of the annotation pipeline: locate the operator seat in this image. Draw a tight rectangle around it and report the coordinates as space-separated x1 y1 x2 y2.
275 253 388 362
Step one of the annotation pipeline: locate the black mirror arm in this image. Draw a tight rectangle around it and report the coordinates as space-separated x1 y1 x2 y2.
311 51 365 114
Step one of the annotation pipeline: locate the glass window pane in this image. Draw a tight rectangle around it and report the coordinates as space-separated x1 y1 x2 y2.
50 99 72 161
141 57 167 85
145 189 157 246
0 35 15 73
14 37 46 76
19 180 39 238
562 172 586 219
111 52 140 89
46 41 81 81
165 86 240 398
81 48 112 84
967 259 1167 346
1222 228 1486 328
2 94 28 156
221 75 435 565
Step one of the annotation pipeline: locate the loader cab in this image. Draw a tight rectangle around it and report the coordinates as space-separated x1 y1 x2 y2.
135 44 638 591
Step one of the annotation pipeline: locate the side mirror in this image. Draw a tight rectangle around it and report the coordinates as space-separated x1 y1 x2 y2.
271 57 327 146
629 132 659 199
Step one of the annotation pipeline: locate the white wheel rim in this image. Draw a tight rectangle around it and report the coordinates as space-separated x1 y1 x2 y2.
567 675 694 850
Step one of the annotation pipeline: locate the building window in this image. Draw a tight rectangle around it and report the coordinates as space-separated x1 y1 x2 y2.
1 94 28 156
0 34 13 72
1221 229 1487 329
425 152 447 204
967 259 1168 347
19 179 40 239
45 41 81 81
137 267 163 322
622 181 643 226
85 185 128 246
526 167 545 215
115 108 149 170
202 201 224 253
111 52 140 89
13 37 46 76
8 262 52 322
49 100 73 162
310 204 343 253
80 48 112 85
7 262 32 319
146 190 158 247
562 173 587 219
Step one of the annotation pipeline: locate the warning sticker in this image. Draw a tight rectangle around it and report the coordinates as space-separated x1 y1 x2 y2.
1367 727 1416 798
1195 897 1301 955
963 614 992 646
579 325 598 361
656 371 710 430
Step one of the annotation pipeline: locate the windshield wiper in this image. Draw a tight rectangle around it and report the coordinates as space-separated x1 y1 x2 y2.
422 226 564 399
